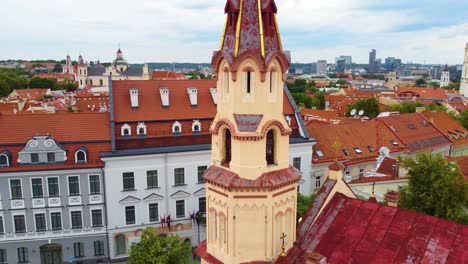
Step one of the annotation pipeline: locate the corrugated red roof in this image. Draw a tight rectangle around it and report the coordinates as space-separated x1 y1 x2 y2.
421 111 468 148
282 192 467 264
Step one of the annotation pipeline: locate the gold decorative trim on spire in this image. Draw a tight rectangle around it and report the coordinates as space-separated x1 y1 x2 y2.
257 0 265 58
219 14 228 51
274 14 283 51
234 0 244 57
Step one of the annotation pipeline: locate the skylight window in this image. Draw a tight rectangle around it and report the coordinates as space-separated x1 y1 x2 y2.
315 150 324 157
354 148 363 154
407 122 417 130
367 145 375 152
390 140 399 146
421 120 429 127
342 149 351 156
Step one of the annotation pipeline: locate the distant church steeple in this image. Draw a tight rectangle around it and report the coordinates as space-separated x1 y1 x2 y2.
440 64 450 88
460 43 468 97
62 54 73 74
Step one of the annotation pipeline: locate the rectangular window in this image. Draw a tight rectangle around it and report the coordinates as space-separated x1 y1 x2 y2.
246 71 252 94
316 176 322 188
0 249 6 264
0 216 4 234
199 197 206 214
10 179 22 199
89 175 101 194
17 247 28 263
47 153 55 163
31 178 44 198
14 215 26 233
197 166 207 183
176 200 185 218
94 241 105 256
68 176 80 196
31 153 39 163
149 203 159 222
91 210 103 227
146 170 158 189
359 168 365 178
74 242 84 258
51 212 62 230
35 213 46 232
293 157 301 171
125 206 135 225
48 177 60 197
123 172 135 191
71 211 83 229
174 168 185 186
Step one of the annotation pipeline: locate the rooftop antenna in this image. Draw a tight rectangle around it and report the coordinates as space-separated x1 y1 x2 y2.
358 110 364 116
350 109 357 116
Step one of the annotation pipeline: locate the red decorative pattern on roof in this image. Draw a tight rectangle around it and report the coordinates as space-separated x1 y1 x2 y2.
203 165 301 191
281 192 467 264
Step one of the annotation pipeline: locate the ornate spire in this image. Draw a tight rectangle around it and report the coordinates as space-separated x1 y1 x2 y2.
213 0 290 76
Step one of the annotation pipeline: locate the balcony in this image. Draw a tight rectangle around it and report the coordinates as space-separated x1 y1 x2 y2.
32 198 45 208
48 197 61 207
10 199 25 209
89 194 103 204
68 196 82 206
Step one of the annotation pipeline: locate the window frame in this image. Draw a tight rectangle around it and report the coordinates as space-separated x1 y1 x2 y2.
115 235 126 255
67 175 81 196
0 248 6 264
122 172 135 191
146 170 158 189
174 168 185 186
89 174 101 195
13 214 26 233
31 153 39 164
47 177 60 197
70 210 83 230
50 211 62 231
73 242 85 258
9 179 23 200
176 200 185 218
91 209 103 228
125 206 136 225
198 197 206 214
34 213 47 232
197 166 207 183
0 154 9 167
17 247 28 263
47 152 55 163
75 150 87 163
149 203 159 223
31 178 44 198
293 157 301 172
94 241 105 257
0 216 3 235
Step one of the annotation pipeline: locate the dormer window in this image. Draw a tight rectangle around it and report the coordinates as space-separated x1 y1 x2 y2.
390 140 399 146
354 148 363 154
367 145 375 152
31 153 39 164
342 149 351 156
121 124 131 137
75 148 88 164
137 123 147 136
315 150 324 157
172 121 182 135
192 120 201 134
0 152 9 167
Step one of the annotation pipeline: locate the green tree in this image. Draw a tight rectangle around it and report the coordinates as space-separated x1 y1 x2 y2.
390 101 424 114
297 191 318 220
313 92 326 110
292 93 313 108
345 97 381 118
446 82 460 90
29 77 57 89
52 63 62 73
336 79 348 85
398 152 467 224
128 228 192 264
415 78 427 87
425 102 446 112
456 110 468 130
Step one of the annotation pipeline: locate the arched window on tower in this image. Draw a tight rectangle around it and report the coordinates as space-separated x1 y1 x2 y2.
266 130 275 165
246 71 252 94
269 70 277 94
223 129 231 167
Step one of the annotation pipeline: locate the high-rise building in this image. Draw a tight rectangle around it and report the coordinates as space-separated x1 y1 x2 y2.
369 49 376 73
393 59 402 70
375 58 382 73
385 57 395 70
316 60 327 74
335 56 352 66
460 43 468 96
335 59 346 73
196 0 313 262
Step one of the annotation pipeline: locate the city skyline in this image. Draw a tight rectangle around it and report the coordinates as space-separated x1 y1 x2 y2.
1 0 467 64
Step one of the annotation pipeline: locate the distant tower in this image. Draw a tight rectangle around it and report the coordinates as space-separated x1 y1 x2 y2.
387 71 397 88
369 49 376 73
77 54 88 89
114 48 128 72
62 54 73 74
461 43 468 97
440 65 450 88
197 0 299 263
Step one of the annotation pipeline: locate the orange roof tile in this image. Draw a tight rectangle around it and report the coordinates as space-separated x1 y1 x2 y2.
300 108 339 122
396 87 448 100
421 111 468 148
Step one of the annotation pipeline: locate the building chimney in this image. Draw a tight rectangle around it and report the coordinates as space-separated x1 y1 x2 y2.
305 252 327 264
187 87 198 107
386 191 400 207
209 88 217 105
129 88 139 109
160 87 170 108
328 162 344 181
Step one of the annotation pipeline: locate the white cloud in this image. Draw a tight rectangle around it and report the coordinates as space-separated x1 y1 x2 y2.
0 0 466 64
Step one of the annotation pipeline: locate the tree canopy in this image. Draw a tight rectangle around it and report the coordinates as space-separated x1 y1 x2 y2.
128 228 192 264
345 97 381 118
398 152 467 224
297 191 318 220
390 101 424 114
454 110 468 130
415 78 427 87
0 68 29 96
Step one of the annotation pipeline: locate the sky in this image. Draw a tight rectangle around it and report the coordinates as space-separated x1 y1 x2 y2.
1 0 467 64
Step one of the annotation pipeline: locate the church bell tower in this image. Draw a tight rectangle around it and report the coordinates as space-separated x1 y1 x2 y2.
197 1 300 263
460 43 468 97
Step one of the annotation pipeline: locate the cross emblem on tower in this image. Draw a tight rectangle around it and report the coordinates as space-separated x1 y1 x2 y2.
280 232 287 256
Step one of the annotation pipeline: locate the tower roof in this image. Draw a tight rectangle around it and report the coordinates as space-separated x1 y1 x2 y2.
212 0 290 73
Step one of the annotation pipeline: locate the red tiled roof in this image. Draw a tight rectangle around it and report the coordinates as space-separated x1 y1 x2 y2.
448 102 468 113
282 192 467 264
10 88 50 100
421 111 468 148
300 108 339 122
151 70 184 80
203 165 301 191
0 112 110 144
376 157 398 176
454 156 468 180
378 113 452 153
396 87 448 100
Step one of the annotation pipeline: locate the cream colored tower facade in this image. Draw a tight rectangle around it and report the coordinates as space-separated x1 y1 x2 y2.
461 43 468 97
440 66 450 88
197 1 301 263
